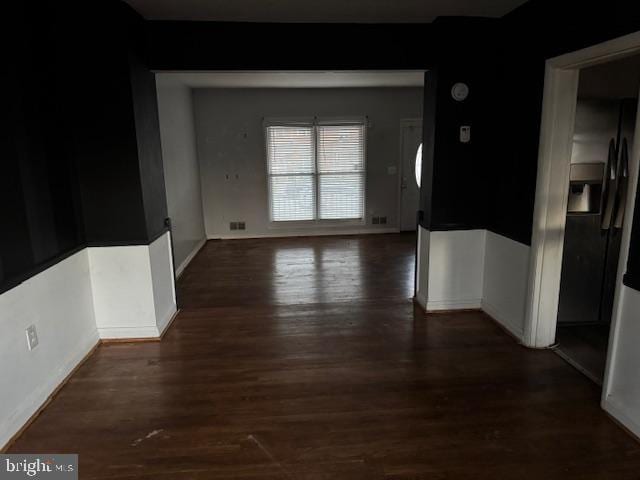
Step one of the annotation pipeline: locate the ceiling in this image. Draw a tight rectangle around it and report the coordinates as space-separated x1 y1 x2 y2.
156 71 425 89
124 0 528 23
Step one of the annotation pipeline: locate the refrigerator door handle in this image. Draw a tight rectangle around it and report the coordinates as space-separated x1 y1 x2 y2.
613 138 630 229
601 139 618 230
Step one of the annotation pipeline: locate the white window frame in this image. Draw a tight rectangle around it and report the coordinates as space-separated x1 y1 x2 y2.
264 117 367 228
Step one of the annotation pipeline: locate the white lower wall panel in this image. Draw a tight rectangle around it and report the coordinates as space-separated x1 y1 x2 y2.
89 243 156 338
417 229 486 311
149 232 178 334
604 285 640 439
482 231 530 339
415 226 429 310
416 228 531 343
0 233 178 448
427 230 485 310
88 232 177 339
0 250 99 448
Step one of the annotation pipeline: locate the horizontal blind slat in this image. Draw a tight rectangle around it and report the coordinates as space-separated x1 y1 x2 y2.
269 175 316 221
266 125 316 221
317 124 365 219
318 173 365 220
267 126 315 175
317 124 365 173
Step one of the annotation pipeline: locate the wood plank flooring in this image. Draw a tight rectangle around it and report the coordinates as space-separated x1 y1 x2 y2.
8 233 640 479
556 324 610 384
177 234 417 308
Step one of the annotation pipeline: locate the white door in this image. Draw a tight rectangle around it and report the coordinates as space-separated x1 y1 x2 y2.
400 121 423 231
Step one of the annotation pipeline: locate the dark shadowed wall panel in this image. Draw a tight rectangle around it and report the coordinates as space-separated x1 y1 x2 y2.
0 4 84 292
499 0 640 279
1 1 169 293
129 46 169 241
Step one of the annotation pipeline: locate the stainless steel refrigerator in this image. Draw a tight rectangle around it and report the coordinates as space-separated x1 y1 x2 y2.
557 98 637 326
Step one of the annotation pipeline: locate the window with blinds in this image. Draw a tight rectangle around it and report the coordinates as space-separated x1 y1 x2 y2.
266 121 366 222
266 125 316 221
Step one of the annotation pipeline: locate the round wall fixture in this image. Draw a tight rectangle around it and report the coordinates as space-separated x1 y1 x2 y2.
451 82 469 102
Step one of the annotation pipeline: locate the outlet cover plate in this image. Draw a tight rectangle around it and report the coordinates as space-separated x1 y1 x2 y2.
26 325 39 351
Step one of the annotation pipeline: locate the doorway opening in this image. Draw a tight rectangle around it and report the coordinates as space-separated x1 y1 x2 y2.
155 70 425 308
555 55 640 384
525 32 640 432
399 120 423 232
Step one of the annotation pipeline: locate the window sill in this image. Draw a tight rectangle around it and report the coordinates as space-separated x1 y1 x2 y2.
268 219 366 230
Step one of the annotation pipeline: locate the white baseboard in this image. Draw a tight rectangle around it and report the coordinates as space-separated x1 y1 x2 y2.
98 325 161 340
481 299 525 340
414 291 481 313
209 227 400 240
176 238 206 278
603 396 640 441
157 309 179 337
415 292 428 310
426 298 482 311
98 309 179 341
0 330 99 450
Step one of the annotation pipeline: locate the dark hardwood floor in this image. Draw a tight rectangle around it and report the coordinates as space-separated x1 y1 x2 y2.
9 233 640 479
555 324 611 385
177 234 417 308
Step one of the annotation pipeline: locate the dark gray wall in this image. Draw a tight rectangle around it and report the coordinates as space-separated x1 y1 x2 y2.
130 46 170 243
420 62 491 233
484 0 640 248
1 1 168 293
494 0 640 286
145 21 436 71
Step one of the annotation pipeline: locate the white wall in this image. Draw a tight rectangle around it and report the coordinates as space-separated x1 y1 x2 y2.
416 227 530 340
156 78 206 274
193 87 423 238
415 226 430 309
88 232 177 340
482 231 530 339
149 232 177 334
605 287 640 438
0 250 99 448
416 228 486 311
0 232 177 448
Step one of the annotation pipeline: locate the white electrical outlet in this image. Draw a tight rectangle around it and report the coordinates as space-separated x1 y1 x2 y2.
26 325 39 351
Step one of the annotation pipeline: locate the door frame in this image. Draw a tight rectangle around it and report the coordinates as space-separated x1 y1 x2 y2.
397 118 423 231
524 31 640 399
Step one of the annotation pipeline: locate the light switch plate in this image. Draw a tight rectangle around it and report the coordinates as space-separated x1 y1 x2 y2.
460 126 471 143
26 325 39 351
